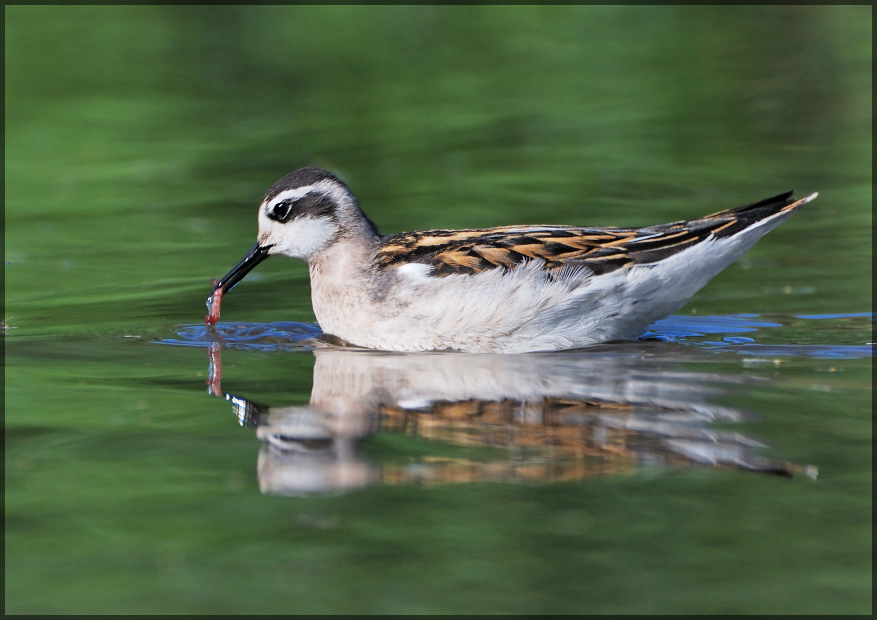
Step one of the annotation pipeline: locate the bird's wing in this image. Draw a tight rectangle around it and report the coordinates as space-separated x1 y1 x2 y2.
376 191 811 278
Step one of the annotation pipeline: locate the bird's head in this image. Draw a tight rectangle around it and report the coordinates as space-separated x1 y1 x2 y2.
206 168 379 318
257 167 371 259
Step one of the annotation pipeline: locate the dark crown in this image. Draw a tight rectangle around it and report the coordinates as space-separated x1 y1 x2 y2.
263 167 348 203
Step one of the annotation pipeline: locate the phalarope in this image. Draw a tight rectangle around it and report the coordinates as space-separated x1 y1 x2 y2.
206 167 816 353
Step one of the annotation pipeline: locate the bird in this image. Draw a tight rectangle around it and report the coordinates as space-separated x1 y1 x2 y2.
206 167 816 353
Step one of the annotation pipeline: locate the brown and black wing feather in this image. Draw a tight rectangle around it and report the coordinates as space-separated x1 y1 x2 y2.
376 191 806 277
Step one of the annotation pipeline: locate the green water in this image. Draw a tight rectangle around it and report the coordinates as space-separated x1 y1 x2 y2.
5 6 872 614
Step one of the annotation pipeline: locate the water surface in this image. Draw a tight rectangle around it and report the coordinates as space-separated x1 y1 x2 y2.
5 6 872 614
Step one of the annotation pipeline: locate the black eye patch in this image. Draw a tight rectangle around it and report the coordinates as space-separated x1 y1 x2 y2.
267 199 296 223
266 193 338 224
296 193 337 220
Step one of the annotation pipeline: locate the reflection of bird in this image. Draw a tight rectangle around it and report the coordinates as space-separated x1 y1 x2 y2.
208 167 816 352
221 348 815 495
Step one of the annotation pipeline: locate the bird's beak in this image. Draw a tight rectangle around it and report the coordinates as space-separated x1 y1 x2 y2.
205 243 272 324
211 243 272 296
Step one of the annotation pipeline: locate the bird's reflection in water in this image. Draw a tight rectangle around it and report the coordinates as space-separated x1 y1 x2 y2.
206 343 816 496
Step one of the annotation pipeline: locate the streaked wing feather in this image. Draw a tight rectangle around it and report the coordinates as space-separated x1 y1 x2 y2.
376 191 807 277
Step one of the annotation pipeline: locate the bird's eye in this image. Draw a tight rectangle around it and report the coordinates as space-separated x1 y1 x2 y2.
269 200 294 223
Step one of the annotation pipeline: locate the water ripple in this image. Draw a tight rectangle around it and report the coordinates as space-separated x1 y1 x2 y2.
158 321 322 352
157 314 873 359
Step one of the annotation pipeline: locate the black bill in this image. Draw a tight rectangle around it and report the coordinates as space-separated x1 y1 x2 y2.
210 243 272 296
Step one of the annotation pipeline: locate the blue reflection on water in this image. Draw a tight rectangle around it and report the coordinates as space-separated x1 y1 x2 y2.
641 315 781 339
158 314 873 359
640 313 872 358
794 312 875 320
161 321 322 352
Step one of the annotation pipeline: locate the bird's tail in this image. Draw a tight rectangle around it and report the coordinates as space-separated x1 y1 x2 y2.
696 190 818 239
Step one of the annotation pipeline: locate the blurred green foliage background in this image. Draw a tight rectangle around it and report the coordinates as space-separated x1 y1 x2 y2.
5 6 871 614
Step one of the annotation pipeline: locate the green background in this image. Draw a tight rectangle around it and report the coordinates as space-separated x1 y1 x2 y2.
5 6 871 613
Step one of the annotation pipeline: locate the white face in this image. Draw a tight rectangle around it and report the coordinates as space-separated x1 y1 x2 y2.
257 181 347 259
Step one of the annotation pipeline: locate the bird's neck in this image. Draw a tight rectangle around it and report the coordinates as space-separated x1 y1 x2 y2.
307 233 381 334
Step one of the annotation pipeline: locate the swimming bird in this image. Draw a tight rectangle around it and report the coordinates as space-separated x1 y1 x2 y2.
206 167 815 353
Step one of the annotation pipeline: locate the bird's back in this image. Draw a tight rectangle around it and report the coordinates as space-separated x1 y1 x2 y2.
376 191 812 279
